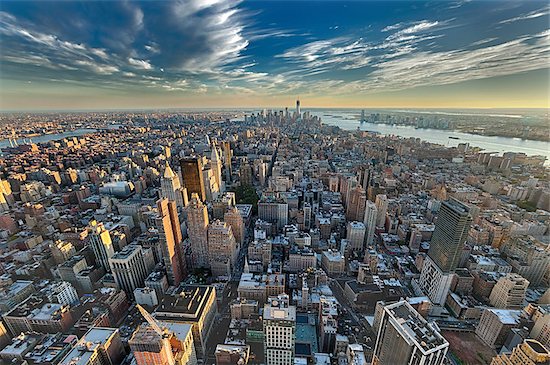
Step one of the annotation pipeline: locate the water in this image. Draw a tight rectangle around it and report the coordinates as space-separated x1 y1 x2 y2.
0 128 97 149
313 111 550 162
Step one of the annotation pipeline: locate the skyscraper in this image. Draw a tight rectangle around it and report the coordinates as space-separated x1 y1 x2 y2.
347 221 366 251
375 194 388 228
210 143 223 191
161 162 188 208
224 206 244 247
222 141 232 182
129 324 197 365
186 193 210 269
346 186 367 222
427 199 472 272
208 220 238 278
264 294 296 365
109 244 149 295
489 273 529 309
130 306 197 365
88 220 115 273
418 199 472 305
372 300 449 365
490 339 550 365
363 200 378 246
296 99 301 117
180 157 206 202
156 198 186 285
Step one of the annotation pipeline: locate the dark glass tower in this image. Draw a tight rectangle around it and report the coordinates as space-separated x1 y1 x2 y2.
427 199 472 272
180 157 206 202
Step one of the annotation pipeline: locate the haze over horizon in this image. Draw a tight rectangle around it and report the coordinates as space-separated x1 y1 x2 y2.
1 0 549 111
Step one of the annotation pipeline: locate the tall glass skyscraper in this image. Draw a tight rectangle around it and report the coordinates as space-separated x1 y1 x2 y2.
427 198 472 273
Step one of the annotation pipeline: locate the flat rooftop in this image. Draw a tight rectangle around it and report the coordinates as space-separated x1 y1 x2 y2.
385 300 448 354
154 285 214 321
59 328 118 365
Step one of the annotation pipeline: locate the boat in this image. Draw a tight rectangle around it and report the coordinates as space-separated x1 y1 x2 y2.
449 136 460 140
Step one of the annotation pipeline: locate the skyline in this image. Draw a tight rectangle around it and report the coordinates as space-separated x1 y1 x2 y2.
1 0 549 110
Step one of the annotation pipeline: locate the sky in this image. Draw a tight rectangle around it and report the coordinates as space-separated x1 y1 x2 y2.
0 0 549 111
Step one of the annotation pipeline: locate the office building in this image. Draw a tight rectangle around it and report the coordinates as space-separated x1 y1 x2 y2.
225 206 245 247
418 199 471 305
88 220 115 272
129 320 197 365
322 250 345 275
3 296 74 335
501 236 550 287
491 339 550 365
264 294 296 365
347 221 366 252
208 220 238 278
426 199 472 272
530 305 550 348
222 141 232 182
476 308 522 349
319 296 338 353
161 162 188 208
156 198 186 285
59 328 125 365
48 281 79 306
154 285 217 357
372 300 449 365
0 280 35 312
258 194 288 230
109 244 149 296
211 143 223 191
186 193 210 269
363 200 378 247
489 273 529 309
346 186 367 222
237 273 285 305
375 194 388 228
180 157 206 202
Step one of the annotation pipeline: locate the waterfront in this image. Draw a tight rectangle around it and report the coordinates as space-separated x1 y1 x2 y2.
0 128 97 149
314 111 550 162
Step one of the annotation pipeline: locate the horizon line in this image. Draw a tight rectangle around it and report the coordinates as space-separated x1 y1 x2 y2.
1 106 549 114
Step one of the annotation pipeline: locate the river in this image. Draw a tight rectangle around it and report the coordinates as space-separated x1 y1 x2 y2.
0 128 97 149
313 111 550 162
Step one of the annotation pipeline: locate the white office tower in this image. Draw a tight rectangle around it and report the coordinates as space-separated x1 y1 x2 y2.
88 220 115 273
373 301 449 365
363 200 378 246
264 294 296 365
375 194 388 228
210 144 224 192
347 221 366 251
109 244 149 295
161 162 188 208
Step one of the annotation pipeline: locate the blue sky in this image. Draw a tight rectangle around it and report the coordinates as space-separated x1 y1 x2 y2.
0 0 549 110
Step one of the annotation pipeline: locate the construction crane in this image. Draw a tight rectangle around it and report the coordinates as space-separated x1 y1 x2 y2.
136 304 165 336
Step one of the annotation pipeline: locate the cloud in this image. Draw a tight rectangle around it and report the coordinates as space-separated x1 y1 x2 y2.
498 7 550 24
74 60 119 75
381 23 403 32
128 58 153 70
358 31 550 93
277 38 373 72
141 0 250 72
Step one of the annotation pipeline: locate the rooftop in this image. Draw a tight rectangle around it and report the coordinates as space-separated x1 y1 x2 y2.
154 285 215 321
384 300 449 354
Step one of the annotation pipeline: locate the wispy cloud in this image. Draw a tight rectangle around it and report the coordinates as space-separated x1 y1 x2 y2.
498 7 550 24
128 58 153 70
